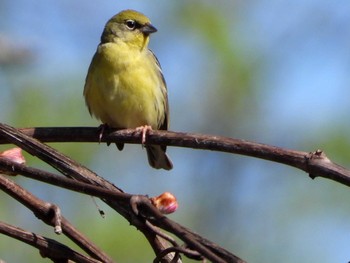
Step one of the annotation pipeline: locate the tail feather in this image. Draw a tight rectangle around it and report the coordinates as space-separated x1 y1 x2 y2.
146 145 173 170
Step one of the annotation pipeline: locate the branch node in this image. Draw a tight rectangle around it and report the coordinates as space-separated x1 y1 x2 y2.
305 149 330 179
307 149 329 160
153 246 204 263
130 195 142 216
129 194 151 217
145 220 178 246
47 204 63 234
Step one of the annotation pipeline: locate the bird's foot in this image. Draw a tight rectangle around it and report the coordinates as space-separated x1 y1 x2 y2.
135 125 153 145
97 123 109 144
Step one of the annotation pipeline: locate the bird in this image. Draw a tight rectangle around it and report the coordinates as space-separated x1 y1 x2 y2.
83 9 173 170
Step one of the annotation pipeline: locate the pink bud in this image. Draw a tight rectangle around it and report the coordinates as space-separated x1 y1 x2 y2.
0 147 26 164
150 192 178 214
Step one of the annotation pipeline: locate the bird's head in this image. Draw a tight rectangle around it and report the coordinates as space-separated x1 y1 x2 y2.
101 9 157 50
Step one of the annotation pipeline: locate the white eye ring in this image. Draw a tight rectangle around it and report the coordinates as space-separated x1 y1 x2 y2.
125 20 136 30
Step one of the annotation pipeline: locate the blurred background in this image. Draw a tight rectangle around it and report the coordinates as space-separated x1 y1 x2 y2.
1 0 350 262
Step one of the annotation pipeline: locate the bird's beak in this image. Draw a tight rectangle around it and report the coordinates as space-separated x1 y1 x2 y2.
140 23 157 34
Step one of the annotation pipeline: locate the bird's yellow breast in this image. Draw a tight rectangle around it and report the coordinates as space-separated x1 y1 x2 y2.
84 42 166 129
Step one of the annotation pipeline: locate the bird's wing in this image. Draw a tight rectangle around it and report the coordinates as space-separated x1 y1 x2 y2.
149 49 169 131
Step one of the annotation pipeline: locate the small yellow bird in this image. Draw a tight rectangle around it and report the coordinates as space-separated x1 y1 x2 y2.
84 9 173 170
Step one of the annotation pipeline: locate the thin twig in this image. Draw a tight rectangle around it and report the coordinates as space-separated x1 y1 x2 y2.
0 174 114 263
153 246 203 263
0 157 130 201
0 221 102 263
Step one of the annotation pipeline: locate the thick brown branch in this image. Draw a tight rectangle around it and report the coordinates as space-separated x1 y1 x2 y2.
1 126 349 187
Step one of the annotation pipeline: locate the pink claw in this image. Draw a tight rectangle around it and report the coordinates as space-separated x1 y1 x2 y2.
136 125 153 145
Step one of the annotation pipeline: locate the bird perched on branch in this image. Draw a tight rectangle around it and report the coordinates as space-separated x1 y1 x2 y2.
84 9 173 170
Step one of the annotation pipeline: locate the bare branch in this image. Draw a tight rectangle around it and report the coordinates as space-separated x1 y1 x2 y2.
2 124 348 262
153 246 203 263
0 158 130 202
0 174 114 263
0 123 181 262
0 156 243 262
0 221 102 263
0 124 244 262
2 126 348 187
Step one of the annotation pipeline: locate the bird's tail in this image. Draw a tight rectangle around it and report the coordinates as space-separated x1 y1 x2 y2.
146 145 173 170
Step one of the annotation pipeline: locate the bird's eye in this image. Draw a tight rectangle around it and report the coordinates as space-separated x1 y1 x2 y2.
125 20 136 30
